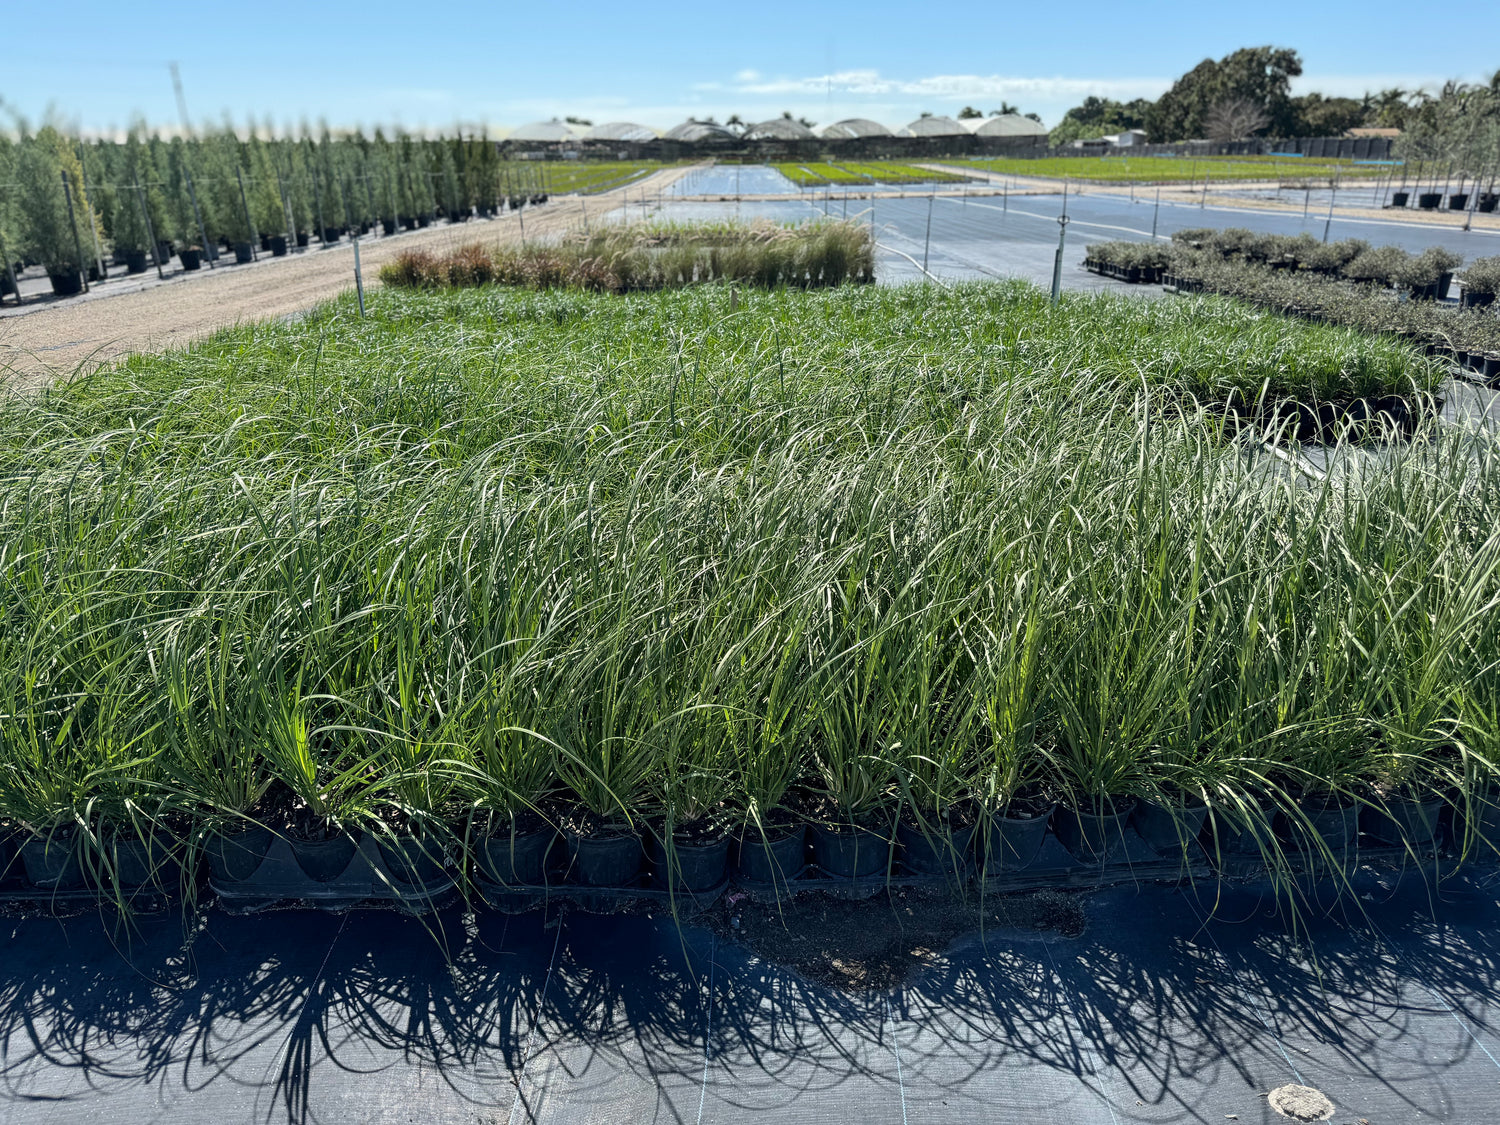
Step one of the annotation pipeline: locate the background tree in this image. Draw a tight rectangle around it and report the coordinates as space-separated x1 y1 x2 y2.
1203 97 1269 141
1048 96 1153 145
1147 46 1302 141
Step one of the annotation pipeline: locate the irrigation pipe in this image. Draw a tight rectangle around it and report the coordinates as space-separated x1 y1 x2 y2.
1260 439 1327 483
875 240 950 287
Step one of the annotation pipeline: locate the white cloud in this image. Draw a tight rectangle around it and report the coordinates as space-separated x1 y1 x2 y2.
734 69 761 83
729 69 1170 102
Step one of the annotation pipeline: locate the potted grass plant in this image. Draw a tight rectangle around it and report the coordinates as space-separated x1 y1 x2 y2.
458 692 559 889
649 706 733 894
259 692 376 882
970 591 1054 875
804 629 898 880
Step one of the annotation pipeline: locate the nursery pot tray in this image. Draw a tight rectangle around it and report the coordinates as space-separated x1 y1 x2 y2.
210 833 455 914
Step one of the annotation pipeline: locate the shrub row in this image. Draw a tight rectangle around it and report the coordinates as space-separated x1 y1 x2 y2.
379 221 876 292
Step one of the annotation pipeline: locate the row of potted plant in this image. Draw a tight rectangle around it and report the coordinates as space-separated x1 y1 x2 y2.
7 780 1492 904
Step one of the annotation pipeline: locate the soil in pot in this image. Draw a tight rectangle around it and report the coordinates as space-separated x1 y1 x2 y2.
20 832 84 889
651 818 731 892
1052 797 1137 864
980 793 1055 873
1130 792 1209 855
809 812 894 879
896 806 977 876
1362 788 1445 848
479 812 556 886
206 823 275 882
563 813 643 886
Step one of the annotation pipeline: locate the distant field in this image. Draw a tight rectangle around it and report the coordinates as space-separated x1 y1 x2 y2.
775 161 969 186
958 154 1389 184
526 161 663 194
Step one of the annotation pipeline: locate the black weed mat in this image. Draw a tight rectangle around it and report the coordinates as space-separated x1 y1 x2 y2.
4 873 1500 1123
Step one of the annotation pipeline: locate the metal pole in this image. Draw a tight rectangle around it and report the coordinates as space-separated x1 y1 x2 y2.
922 192 934 275
76 152 106 279
1303 184 1311 220
1322 176 1336 243
352 234 366 316
1050 214 1069 304
136 181 166 279
236 167 259 260
313 167 328 246
1152 187 1160 238
61 171 89 293
183 165 214 267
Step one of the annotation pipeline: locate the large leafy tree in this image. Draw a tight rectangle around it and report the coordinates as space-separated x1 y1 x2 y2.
1049 97 1153 145
1147 47 1303 141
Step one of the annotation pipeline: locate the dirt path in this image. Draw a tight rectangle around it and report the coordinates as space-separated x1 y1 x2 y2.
0 165 696 388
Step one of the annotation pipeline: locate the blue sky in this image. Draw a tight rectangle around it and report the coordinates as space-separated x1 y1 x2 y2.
5 0 1496 136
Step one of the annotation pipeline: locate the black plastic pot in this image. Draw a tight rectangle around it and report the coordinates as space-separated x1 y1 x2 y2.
1390 191 1409 208
232 242 254 264
320 228 340 244
896 818 976 875
375 834 447 887
1484 354 1500 381
288 831 361 882
1281 795 1359 851
104 833 182 890
736 825 806 883
269 235 288 257
981 804 1054 872
480 825 555 886
180 248 202 271
0 829 18 882
206 824 274 882
20 834 84 889
1418 192 1443 210
653 833 731 892
1130 798 1209 855
1461 290 1497 310
1052 799 1137 864
1450 194 1470 211
809 822 891 878
417 216 431 228
382 219 400 236
1480 193 1499 214
124 249 149 274
296 231 310 248
259 234 272 251
1363 794 1445 848
571 830 643 886
49 270 84 296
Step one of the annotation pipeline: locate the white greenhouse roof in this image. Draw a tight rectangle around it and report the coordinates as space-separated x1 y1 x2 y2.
819 118 895 139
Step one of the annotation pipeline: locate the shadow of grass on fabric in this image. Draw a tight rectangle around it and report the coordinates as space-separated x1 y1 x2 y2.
0 876 1498 1123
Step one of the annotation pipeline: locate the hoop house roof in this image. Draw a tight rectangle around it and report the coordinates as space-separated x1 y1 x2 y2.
663 120 738 143
969 114 1049 139
582 121 659 142
899 115 968 138
820 118 894 139
745 118 816 141
508 120 576 142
